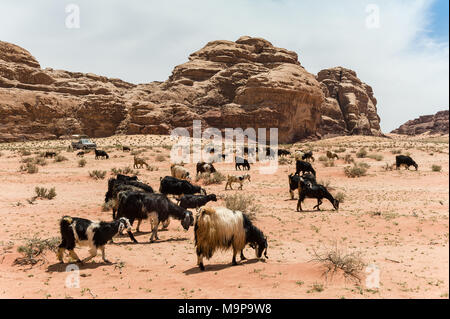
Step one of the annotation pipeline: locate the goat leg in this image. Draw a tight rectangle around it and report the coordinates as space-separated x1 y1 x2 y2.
100 246 111 263
240 251 246 261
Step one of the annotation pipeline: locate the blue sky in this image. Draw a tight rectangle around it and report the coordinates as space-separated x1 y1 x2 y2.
0 0 448 132
430 0 449 40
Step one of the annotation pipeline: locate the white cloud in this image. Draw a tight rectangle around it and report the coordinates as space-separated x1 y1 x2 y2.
0 0 448 132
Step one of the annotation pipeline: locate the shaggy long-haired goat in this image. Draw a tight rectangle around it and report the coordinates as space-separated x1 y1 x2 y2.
194 207 268 271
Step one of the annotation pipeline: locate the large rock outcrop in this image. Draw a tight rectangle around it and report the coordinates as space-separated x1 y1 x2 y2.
317 67 381 137
391 110 449 135
0 38 382 143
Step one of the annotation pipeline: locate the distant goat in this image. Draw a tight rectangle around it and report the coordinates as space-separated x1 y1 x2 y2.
196 162 216 175
76 151 85 157
278 149 291 157
123 146 131 152
395 155 418 171
159 176 206 197
288 172 316 199
95 149 109 160
171 164 191 180
44 152 56 158
178 194 217 210
296 177 339 212
56 216 135 263
295 160 316 176
302 151 315 162
326 151 339 160
133 156 149 169
195 206 268 271
225 174 251 190
235 156 250 170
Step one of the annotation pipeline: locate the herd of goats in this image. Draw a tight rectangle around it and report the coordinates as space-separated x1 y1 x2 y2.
55 145 419 271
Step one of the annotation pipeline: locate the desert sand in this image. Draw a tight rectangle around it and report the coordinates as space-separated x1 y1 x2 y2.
0 134 448 299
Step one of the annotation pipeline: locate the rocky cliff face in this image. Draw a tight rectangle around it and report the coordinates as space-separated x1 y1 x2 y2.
0 37 382 143
317 67 381 137
391 110 449 135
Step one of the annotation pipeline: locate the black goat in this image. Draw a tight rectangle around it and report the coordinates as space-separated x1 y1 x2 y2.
302 151 314 162
122 146 131 152
395 155 418 170
95 149 109 160
296 178 339 212
235 156 250 170
159 176 206 197
178 194 217 210
288 172 317 199
116 192 194 242
76 151 85 157
196 162 216 175
44 152 56 158
56 216 136 263
295 160 316 176
105 175 153 219
278 149 291 157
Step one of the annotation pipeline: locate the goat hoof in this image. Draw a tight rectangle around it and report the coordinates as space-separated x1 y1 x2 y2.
199 263 205 271
103 259 112 264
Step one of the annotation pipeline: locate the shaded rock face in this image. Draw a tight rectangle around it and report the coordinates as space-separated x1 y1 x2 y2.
0 38 381 143
317 67 381 137
391 110 449 135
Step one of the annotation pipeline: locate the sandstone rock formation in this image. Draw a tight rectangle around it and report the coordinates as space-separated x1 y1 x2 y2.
0 38 382 143
317 67 381 137
391 110 449 135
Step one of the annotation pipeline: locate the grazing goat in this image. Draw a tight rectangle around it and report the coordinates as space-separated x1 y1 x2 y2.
395 155 418 170
116 192 194 242
122 146 131 152
278 149 291 157
178 194 217 210
76 151 85 157
235 156 250 170
133 156 149 169
194 207 268 271
56 216 135 263
44 152 56 158
326 151 339 160
295 160 316 176
196 162 216 175
302 151 315 162
95 149 109 160
296 178 339 212
171 164 191 180
225 174 251 190
105 175 153 219
159 176 206 197
288 172 316 199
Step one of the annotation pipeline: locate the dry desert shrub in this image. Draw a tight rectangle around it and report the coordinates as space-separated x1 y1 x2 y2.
155 154 166 162
344 162 370 178
310 242 365 283
197 171 226 185
89 170 107 180
111 166 139 176
356 148 367 158
13 236 60 266
334 192 345 203
278 156 292 165
78 159 87 167
431 164 442 172
34 186 57 200
224 194 260 220
344 154 354 164
54 155 68 162
368 154 383 161
19 162 39 174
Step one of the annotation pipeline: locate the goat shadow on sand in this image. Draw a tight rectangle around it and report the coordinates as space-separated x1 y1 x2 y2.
183 258 262 275
114 236 189 246
46 261 115 273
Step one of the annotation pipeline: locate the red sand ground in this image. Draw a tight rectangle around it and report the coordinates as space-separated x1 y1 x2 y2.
0 134 448 299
